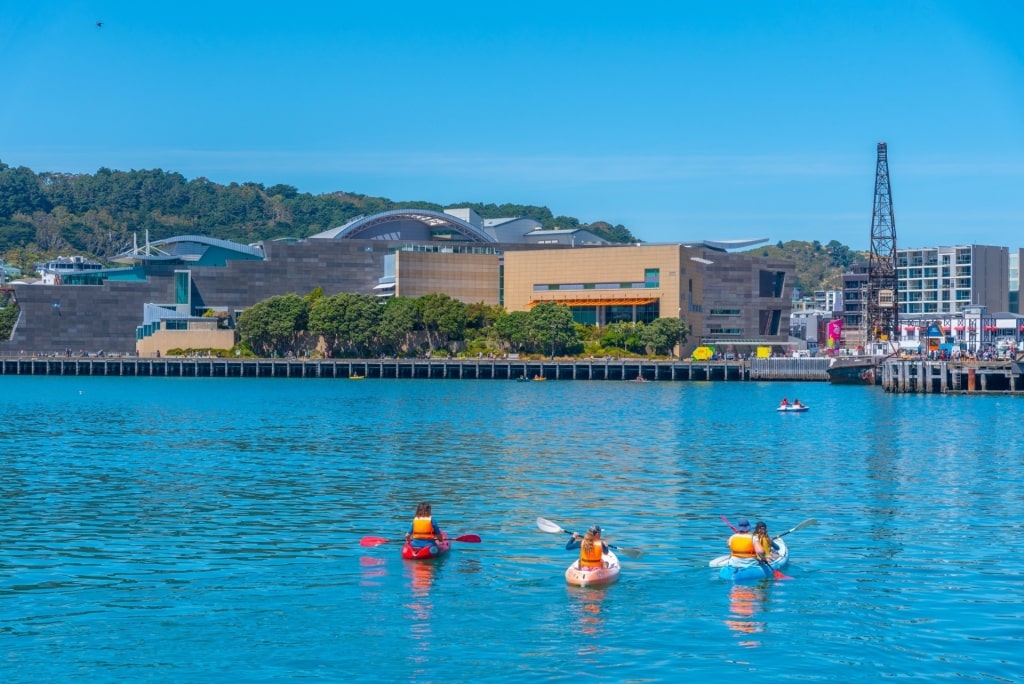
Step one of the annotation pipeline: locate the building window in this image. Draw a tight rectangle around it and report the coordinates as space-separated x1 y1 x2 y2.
174 271 191 307
572 307 597 325
759 270 785 298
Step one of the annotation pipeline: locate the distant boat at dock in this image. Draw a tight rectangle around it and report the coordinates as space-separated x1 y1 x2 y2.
826 357 882 385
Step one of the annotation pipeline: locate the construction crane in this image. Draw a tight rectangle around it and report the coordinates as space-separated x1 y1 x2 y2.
865 141 898 348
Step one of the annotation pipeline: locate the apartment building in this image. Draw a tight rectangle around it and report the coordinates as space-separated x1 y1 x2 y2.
898 245 1008 316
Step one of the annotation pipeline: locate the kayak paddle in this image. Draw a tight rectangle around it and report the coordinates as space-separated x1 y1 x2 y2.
720 514 743 533
359 534 481 547
757 555 792 580
722 515 816 540
536 516 643 559
773 518 816 539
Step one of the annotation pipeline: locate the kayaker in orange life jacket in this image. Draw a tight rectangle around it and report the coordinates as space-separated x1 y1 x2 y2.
728 518 768 562
405 502 443 549
566 525 609 569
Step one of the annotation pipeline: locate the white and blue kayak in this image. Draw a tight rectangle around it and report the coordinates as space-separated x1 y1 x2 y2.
710 537 789 581
777 404 809 413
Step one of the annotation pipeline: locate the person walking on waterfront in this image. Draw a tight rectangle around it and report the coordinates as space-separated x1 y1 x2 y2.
405 502 443 549
566 525 609 569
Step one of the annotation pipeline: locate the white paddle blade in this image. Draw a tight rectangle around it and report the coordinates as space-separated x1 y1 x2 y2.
794 518 817 531
536 517 565 534
709 554 731 568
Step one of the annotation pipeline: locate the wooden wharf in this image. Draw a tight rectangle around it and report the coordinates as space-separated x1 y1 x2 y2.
1 356 832 382
881 357 1024 394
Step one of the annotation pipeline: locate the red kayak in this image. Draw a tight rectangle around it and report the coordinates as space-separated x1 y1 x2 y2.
401 532 451 560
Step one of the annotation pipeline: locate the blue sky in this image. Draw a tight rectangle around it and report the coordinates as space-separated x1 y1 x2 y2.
2 1 1023 251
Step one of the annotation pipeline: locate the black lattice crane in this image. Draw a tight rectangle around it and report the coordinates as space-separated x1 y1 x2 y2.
866 142 898 346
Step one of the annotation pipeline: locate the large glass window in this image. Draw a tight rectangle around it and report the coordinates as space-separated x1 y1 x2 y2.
174 271 191 306
636 301 660 323
759 270 786 298
572 307 597 326
607 306 634 323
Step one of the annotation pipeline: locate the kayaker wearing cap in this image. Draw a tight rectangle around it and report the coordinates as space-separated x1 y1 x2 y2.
405 502 443 549
566 524 609 569
728 518 758 561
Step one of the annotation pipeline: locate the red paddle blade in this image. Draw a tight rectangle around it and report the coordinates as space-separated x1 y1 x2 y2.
454 534 481 543
773 569 793 580
360 536 390 547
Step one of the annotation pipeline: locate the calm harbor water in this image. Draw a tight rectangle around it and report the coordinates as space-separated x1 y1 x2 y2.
2 376 1022 682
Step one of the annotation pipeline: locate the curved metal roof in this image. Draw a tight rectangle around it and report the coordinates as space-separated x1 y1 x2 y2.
684 238 769 251
113 235 264 265
312 209 496 243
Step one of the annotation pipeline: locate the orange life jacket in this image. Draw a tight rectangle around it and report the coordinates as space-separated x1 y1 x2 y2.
580 541 604 568
729 533 755 558
412 516 435 540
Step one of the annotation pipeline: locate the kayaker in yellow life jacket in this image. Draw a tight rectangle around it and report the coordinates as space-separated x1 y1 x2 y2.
728 518 759 559
405 502 443 549
566 525 608 569
753 520 780 561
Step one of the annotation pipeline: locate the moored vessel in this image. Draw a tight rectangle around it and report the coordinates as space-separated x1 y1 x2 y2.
826 357 883 385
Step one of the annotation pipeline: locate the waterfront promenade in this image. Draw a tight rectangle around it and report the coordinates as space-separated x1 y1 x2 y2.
0 355 831 382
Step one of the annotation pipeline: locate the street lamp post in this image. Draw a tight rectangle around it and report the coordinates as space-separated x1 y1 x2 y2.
677 308 682 360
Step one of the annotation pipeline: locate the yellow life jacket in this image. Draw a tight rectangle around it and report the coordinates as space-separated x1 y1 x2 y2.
755 531 773 556
729 533 755 558
412 516 435 540
580 541 604 568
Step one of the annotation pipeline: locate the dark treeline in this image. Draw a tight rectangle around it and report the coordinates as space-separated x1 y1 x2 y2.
0 161 639 272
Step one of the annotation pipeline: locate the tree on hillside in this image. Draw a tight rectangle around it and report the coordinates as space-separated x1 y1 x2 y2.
0 164 51 218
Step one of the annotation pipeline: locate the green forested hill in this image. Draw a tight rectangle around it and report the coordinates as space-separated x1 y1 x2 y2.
1 161 858 293
0 161 639 272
